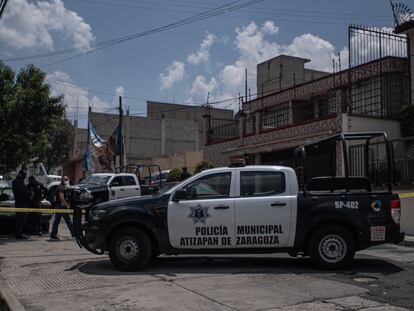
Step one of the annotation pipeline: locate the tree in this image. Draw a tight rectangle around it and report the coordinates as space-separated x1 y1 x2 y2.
0 62 69 172
194 160 214 174
166 168 182 182
38 118 74 171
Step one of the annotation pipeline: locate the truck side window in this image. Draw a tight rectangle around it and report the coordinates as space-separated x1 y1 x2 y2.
123 176 137 186
240 171 285 197
183 172 231 200
110 176 123 187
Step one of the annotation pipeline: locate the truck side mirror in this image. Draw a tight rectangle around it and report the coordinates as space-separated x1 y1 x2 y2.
173 189 187 202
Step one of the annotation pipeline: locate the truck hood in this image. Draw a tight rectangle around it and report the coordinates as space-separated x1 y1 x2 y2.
95 193 169 211
68 184 108 192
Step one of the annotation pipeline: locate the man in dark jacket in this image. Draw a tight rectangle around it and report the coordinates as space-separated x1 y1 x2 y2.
27 176 47 235
180 167 191 181
12 170 30 239
50 176 74 240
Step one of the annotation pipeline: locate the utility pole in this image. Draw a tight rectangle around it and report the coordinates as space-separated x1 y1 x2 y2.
116 96 124 169
245 68 248 104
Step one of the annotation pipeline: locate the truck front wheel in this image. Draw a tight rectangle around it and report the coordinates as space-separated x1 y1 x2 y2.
308 225 355 270
108 227 152 271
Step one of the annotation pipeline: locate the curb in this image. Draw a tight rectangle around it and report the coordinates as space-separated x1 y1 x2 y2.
0 275 25 311
399 236 414 248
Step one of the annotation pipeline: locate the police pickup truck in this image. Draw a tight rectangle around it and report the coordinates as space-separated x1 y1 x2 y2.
68 173 141 207
73 132 405 271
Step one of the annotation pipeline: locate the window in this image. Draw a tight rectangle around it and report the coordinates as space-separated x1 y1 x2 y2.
183 172 231 200
123 176 136 186
110 176 123 187
240 171 285 197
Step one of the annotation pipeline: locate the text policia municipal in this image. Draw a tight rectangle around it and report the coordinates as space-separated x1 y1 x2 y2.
179 225 284 246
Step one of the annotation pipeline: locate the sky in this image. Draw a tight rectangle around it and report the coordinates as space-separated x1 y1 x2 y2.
0 0 404 127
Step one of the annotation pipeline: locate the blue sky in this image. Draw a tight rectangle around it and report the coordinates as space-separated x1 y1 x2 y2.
0 0 400 127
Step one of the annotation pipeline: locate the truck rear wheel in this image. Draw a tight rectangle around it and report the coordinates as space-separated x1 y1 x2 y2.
308 225 355 270
108 227 152 271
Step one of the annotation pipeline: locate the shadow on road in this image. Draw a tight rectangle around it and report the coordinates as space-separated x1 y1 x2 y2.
78 256 403 276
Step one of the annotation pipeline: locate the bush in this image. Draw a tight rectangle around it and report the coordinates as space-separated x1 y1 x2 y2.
166 168 182 182
401 105 414 137
194 161 214 174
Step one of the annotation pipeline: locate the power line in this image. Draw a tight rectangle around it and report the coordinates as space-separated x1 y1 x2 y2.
3 0 265 63
0 0 8 18
68 0 390 21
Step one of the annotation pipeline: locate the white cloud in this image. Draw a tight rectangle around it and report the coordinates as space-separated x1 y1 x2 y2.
220 21 281 97
219 21 348 97
187 33 216 65
159 61 185 91
116 86 124 97
0 0 94 50
285 33 340 72
261 21 279 35
46 71 111 127
190 75 218 101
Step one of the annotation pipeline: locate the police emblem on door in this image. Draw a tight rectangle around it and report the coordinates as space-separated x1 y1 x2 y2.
188 204 211 225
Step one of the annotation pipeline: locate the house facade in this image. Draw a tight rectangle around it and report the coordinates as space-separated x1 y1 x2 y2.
203 26 412 185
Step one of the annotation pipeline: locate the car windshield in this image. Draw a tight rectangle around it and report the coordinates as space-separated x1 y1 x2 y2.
158 182 181 194
81 175 111 185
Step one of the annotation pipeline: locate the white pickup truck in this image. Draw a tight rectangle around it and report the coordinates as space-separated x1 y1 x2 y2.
73 132 405 271
68 173 141 207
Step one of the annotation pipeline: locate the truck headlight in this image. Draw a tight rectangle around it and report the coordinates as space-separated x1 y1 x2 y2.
90 209 108 221
79 190 93 200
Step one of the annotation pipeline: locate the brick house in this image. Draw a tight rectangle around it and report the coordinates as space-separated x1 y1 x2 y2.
203 48 410 182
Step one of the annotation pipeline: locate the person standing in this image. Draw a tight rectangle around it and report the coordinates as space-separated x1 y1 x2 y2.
50 176 74 240
27 176 47 235
12 170 30 239
180 167 191 181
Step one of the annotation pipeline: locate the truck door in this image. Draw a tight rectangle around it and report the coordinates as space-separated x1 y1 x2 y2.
122 175 141 197
109 176 124 200
234 170 292 248
168 171 236 249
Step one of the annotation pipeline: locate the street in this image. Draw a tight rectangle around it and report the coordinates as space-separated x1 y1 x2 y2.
1 227 413 311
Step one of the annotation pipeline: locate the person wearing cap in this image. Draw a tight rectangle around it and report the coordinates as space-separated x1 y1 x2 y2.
50 176 74 240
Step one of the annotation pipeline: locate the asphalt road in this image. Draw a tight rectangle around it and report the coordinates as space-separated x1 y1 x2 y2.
0 231 413 311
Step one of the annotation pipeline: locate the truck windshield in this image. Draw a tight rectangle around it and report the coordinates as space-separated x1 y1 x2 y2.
82 175 111 185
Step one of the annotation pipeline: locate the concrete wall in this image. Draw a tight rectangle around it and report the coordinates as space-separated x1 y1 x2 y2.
343 114 401 140
90 112 199 162
152 150 203 173
256 55 329 95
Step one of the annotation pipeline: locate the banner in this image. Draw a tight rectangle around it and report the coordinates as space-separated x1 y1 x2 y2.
107 124 124 169
83 121 114 174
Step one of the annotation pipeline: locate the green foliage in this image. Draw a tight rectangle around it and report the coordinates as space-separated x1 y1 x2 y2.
0 62 70 172
401 105 414 137
167 168 182 182
194 160 214 174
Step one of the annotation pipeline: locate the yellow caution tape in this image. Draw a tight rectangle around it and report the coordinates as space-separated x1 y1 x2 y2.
400 192 414 199
0 207 77 214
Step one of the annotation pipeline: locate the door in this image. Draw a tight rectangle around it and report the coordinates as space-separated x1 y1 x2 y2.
168 171 236 249
234 170 292 248
122 175 141 197
109 176 124 200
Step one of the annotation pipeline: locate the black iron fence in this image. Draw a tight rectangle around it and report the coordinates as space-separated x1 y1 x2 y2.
349 138 414 186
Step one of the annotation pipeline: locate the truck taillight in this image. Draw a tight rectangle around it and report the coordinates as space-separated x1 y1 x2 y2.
390 199 401 227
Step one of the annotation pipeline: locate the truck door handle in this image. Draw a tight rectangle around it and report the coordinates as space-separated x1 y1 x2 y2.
271 202 286 207
214 205 230 210
120 189 125 191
